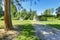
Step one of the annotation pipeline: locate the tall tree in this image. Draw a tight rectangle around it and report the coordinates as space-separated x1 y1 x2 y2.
4 0 40 30
28 9 32 20
20 9 27 20
43 9 52 16
0 0 3 17
56 7 60 17
11 4 17 18
29 10 37 20
42 9 52 21
0 4 3 17
27 9 37 20
4 0 13 30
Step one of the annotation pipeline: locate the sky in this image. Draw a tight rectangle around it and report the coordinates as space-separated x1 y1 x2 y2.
2 0 60 15
21 0 60 15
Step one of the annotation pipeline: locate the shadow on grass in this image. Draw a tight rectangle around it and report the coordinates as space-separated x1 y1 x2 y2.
0 24 40 40
47 24 60 29
15 24 40 40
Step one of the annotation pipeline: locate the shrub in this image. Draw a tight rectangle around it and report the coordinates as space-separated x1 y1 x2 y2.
0 16 4 20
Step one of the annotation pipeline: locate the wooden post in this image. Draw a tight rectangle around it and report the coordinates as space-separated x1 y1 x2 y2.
4 0 13 30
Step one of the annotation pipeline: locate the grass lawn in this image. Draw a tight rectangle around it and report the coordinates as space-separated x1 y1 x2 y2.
0 20 5 29
39 19 60 29
0 20 40 40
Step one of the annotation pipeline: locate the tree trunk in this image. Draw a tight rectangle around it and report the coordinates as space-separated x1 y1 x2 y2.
4 0 13 30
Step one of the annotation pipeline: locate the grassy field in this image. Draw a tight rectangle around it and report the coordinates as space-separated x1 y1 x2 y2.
39 19 60 29
1 19 60 40
0 20 40 40
0 20 5 29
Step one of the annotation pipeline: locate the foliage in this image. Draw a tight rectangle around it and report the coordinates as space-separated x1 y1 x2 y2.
58 16 60 20
20 9 27 20
11 4 17 18
41 9 53 21
56 7 60 18
30 11 37 20
0 4 3 17
43 9 52 16
0 20 40 40
15 20 40 40
0 16 4 20
15 12 20 20
15 9 37 20
27 9 37 20
10 0 39 20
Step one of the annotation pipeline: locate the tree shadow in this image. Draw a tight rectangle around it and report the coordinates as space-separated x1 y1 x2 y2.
33 23 60 40
15 24 35 36
14 24 40 40
0 24 40 40
47 24 60 29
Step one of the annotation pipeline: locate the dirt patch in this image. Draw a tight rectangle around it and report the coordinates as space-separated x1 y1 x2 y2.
0 29 19 40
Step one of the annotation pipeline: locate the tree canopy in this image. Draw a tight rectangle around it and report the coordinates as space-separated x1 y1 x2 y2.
56 7 60 17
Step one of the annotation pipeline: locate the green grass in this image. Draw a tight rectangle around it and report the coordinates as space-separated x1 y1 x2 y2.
0 20 5 29
0 20 40 40
15 20 40 40
39 18 60 29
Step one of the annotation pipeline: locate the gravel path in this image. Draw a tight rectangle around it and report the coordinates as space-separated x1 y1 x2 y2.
33 22 60 40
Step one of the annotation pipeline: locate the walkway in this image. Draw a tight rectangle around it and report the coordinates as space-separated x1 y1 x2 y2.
33 22 60 40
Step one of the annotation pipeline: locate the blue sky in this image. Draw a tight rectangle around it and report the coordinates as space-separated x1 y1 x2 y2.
2 0 60 15
21 0 60 15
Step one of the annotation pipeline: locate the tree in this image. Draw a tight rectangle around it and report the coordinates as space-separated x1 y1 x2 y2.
15 12 20 19
27 9 32 20
43 9 48 21
27 9 37 20
20 9 27 20
56 7 60 17
32 11 37 20
42 9 52 21
0 4 3 17
11 4 17 18
4 0 13 30
30 11 37 20
43 9 52 16
4 0 40 30
0 0 4 18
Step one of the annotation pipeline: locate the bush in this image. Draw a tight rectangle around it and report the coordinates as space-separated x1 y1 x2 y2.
58 16 60 20
40 16 47 21
0 17 4 20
